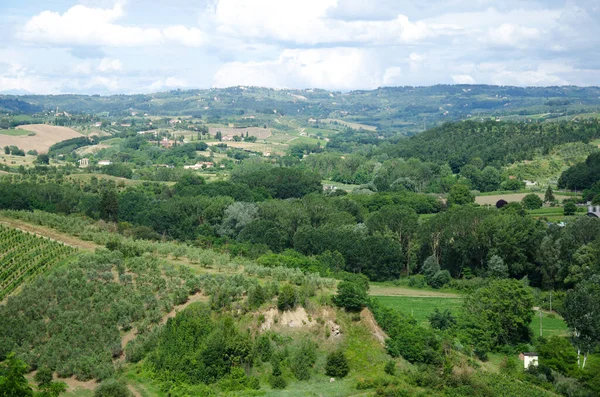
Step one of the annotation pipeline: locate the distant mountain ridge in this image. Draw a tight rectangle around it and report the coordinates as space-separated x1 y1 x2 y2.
2 85 600 135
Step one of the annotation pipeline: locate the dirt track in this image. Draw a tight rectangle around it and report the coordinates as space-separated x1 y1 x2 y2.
369 285 460 298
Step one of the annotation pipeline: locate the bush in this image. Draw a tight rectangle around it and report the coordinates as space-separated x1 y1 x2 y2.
290 339 317 380
269 375 287 389
384 360 396 376
277 284 297 311
325 350 350 378
422 256 440 284
564 200 577 216
429 270 451 289
407 275 426 288
333 280 369 312
522 194 543 210
255 334 273 362
428 308 457 331
94 379 131 397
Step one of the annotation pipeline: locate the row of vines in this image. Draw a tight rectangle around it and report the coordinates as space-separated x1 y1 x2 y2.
0 224 77 300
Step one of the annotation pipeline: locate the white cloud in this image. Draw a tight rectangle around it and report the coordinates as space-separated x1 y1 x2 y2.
452 74 476 84
213 48 386 90
475 63 569 86
19 3 206 47
97 58 122 72
162 26 206 47
0 63 60 94
73 62 93 75
485 23 541 48
149 77 187 91
206 0 462 45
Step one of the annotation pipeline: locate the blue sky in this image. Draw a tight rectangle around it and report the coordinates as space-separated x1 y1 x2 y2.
0 0 598 94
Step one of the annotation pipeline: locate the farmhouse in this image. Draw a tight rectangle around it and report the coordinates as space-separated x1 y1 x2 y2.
587 205 600 218
160 138 175 148
519 352 539 369
97 160 112 166
184 162 214 170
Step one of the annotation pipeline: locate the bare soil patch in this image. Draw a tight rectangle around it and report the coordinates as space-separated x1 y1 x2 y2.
360 308 388 345
0 124 83 153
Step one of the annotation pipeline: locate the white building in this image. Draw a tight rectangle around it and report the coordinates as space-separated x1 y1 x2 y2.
519 352 539 369
98 160 112 166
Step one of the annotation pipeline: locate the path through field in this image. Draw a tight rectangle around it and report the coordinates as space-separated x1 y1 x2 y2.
369 284 459 298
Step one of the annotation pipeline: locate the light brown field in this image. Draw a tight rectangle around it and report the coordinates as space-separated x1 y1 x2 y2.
207 140 286 155
0 124 83 153
321 118 377 131
209 126 273 139
475 193 571 205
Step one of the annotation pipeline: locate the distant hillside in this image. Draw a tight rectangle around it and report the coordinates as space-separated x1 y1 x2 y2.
2 85 600 135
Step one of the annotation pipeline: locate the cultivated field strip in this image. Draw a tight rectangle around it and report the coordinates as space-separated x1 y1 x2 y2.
0 224 77 300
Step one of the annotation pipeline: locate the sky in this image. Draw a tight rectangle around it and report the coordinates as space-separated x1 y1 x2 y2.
0 0 599 94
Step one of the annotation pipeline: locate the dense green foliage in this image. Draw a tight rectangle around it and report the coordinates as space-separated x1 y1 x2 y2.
0 250 199 380
387 120 600 169
333 279 369 312
460 279 534 355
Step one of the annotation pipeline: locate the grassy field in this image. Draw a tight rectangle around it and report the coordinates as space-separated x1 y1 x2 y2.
531 310 569 338
0 153 38 167
373 295 461 327
373 294 569 337
0 128 30 136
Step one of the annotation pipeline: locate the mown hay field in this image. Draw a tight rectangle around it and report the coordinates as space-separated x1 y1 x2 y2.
0 124 83 153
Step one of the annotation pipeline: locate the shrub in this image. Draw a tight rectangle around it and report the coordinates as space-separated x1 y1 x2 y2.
290 339 317 380
269 375 287 389
564 200 577 216
522 194 543 210
248 284 267 309
428 308 457 331
255 334 273 362
277 284 297 311
384 360 396 376
429 270 451 289
94 379 131 397
325 350 350 378
333 280 369 312
407 275 426 288
422 256 440 284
